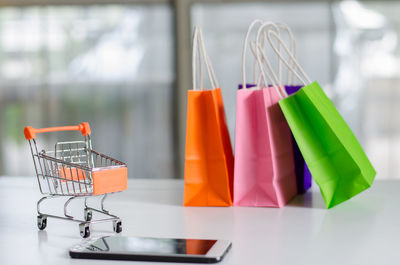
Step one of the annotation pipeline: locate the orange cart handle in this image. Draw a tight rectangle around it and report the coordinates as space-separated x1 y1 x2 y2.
24 122 91 140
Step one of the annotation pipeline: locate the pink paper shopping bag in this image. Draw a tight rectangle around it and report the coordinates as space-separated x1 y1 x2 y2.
233 20 297 207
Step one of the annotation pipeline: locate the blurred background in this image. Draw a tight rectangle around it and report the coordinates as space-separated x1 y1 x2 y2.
0 0 399 179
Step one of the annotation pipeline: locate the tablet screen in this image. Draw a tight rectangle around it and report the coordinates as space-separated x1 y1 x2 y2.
86 236 217 255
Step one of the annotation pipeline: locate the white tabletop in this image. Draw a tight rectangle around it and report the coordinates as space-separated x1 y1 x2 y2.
0 176 397 265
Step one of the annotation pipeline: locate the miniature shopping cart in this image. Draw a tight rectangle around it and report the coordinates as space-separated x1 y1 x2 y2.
24 122 127 238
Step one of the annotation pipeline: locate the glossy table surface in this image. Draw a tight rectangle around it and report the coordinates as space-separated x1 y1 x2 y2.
0 177 397 265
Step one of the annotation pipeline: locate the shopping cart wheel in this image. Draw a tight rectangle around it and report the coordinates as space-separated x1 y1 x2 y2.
79 223 90 238
84 209 92 221
113 220 122 233
37 215 47 230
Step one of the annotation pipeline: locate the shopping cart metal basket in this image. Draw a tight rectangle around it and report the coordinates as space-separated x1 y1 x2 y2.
24 122 127 238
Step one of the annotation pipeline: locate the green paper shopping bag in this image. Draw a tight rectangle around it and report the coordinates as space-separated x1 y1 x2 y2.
266 30 376 208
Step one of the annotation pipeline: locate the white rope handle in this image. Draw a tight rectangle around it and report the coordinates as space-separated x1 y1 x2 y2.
245 30 267 88
192 26 218 90
254 22 280 89
250 40 275 90
248 40 266 88
255 22 279 88
252 34 264 85
258 23 297 86
197 27 219 89
275 23 297 85
192 27 217 90
242 19 264 89
192 27 202 90
250 21 271 88
254 23 295 89
254 42 285 99
199 28 219 89
254 22 287 98
267 30 312 87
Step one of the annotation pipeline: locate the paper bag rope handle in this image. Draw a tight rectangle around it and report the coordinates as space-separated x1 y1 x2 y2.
242 21 297 89
192 26 219 90
253 22 288 98
267 30 312 87
274 22 297 85
242 20 280 89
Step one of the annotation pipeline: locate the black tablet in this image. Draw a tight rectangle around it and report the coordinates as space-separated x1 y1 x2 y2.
69 236 232 263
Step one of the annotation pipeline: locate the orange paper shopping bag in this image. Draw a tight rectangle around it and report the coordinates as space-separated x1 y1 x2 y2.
184 27 233 206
